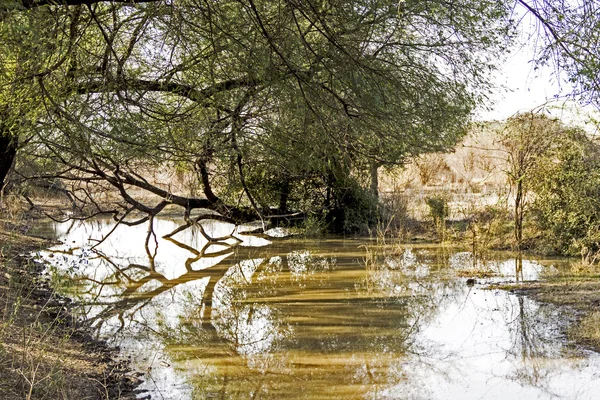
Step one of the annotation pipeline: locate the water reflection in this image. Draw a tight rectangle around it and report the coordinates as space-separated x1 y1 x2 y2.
35 217 600 399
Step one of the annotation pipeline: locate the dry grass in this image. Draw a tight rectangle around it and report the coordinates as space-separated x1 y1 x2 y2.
378 123 515 250
572 311 600 348
455 267 496 278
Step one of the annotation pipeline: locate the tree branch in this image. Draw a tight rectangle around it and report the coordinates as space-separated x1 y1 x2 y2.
75 75 259 105
19 0 158 9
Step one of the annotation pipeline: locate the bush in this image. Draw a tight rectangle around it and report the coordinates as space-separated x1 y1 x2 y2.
425 194 449 240
529 129 600 256
327 177 379 234
465 204 513 251
303 213 328 237
425 195 449 225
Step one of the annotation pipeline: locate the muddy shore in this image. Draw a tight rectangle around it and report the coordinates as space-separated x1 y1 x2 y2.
504 278 600 352
0 217 147 400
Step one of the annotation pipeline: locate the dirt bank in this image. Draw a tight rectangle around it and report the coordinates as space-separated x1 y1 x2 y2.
0 215 146 400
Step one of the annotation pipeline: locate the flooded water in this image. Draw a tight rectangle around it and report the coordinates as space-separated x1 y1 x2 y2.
33 216 600 399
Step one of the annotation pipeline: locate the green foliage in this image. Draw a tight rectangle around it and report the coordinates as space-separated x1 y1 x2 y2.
529 129 600 256
425 194 449 241
500 113 560 191
500 112 562 250
1 0 521 226
425 195 449 226
327 177 380 234
303 214 328 237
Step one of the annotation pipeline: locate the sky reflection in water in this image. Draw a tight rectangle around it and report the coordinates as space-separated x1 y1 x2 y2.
34 217 600 399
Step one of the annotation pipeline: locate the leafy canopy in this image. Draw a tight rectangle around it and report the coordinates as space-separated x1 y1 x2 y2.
4 0 517 224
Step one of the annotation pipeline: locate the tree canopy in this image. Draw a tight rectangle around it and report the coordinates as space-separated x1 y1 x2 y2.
1 0 598 230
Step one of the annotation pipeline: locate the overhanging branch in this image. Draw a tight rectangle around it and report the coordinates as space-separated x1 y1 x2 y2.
19 0 158 9
75 76 260 105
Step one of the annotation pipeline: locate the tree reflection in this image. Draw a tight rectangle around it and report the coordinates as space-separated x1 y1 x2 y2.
40 218 455 399
501 290 582 396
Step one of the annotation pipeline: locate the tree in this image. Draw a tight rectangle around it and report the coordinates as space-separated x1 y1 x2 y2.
500 112 559 251
517 0 600 106
3 0 517 230
529 127 600 257
0 4 50 191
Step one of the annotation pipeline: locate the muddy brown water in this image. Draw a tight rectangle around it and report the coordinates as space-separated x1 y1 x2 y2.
32 217 600 399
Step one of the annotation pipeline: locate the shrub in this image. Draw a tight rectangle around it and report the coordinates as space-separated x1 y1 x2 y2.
303 213 328 237
327 177 379 234
529 129 600 256
425 195 449 225
425 194 449 240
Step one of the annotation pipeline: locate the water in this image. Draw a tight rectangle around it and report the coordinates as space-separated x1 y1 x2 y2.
32 217 600 399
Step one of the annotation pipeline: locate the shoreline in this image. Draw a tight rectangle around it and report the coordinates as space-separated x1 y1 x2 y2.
0 216 147 400
498 278 600 352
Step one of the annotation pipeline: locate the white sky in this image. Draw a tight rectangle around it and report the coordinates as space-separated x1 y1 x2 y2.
479 48 563 120
476 10 599 132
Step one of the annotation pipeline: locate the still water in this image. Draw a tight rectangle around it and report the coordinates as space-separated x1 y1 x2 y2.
34 216 600 399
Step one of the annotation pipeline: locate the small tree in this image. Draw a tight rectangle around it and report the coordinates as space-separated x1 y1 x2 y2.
500 112 559 251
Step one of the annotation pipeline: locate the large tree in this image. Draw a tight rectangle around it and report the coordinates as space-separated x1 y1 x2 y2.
3 0 516 228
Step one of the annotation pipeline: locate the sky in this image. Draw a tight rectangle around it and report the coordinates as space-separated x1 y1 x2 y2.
480 48 564 120
477 10 599 132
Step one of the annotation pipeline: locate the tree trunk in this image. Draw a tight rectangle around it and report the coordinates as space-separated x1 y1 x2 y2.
195 156 219 203
278 180 290 214
515 251 523 282
515 179 523 252
369 162 380 198
0 133 17 191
